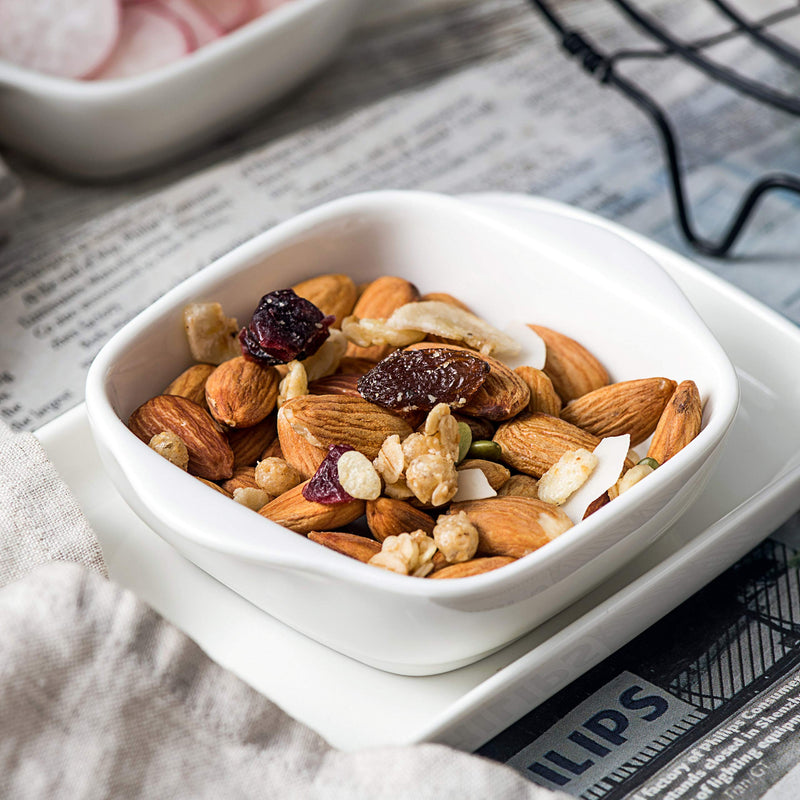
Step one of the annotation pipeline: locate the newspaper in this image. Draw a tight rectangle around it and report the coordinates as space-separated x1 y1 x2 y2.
1 0 800 794
3 0 800 432
478 513 800 800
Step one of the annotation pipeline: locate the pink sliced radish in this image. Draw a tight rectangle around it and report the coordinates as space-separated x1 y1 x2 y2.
93 4 193 80
193 0 257 31
0 0 120 79
156 0 223 47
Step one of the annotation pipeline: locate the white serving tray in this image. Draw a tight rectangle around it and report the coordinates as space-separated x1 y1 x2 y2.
34 194 800 752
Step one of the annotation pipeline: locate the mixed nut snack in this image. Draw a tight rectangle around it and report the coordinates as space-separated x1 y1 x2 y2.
127 273 704 579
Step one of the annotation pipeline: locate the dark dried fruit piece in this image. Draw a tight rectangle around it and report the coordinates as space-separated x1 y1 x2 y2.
302 444 355 504
239 288 334 366
357 347 489 412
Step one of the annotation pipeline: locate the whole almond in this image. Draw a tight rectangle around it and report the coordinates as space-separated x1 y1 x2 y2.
279 394 412 462
345 276 420 361
530 324 609 402
496 474 540 499
366 497 435 542
420 292 473 312
308 531 382 562
430 556 515 579
647 380 703 464
164 363 215 408
226 415 278 468
336 356 379 375
561 378 677 446
515 366 562 416
449 496 572 558
292 273 357 328
308 374 361 397
196 477 232 497
406 343 529 421
260 436 285 460
128 394 234 480
493 411 601 478
221 466 260 494
458 459 510 491
205 356 279 428
453 413 495 442
259 482 365 533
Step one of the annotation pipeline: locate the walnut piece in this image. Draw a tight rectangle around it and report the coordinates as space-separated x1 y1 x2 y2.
255 457 303 496
148 431 189 471
368 530 437 577
433 511 479 563
537 448 598 506
183 302 240 365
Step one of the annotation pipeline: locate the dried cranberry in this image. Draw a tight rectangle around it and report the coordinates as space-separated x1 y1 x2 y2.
358 347 489 411
239 289 334 366
303 444 355 504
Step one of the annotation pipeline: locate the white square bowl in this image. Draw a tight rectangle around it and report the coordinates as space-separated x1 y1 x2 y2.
85 190 739 675
0 0 364 178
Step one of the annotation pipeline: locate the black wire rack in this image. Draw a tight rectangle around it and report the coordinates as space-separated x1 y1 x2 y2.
528 0 800 257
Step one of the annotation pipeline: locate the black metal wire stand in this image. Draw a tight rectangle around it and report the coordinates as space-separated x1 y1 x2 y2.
529 0 800 257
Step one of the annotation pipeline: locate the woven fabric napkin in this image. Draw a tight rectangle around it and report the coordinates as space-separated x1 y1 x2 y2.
0 420 566 799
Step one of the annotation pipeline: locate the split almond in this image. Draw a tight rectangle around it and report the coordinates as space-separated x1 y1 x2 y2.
530 324 609 402
128 394 234 480
366 497 435 542
259 482 365 534
292 273 357 328
430 556 516 579
345 276 420 361
449 496 572 558
205 356 279 428
647 380 703 464
560 378 677 446
308 531 382 562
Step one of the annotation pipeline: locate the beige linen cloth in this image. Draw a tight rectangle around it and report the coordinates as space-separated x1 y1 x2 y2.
0 420 567 799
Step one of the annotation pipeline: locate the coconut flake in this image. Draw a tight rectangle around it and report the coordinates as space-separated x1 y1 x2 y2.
452 468 497 503
496 322 547 370
561 434 630 524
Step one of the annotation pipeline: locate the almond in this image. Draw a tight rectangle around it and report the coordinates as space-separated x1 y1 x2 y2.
420 292 473 312
196 477 232 497
496 474 540 499
259 482 365 533
128 394 234 480
336 356 378 375
221 466 260 494
453 413 495 442
561 378 677 446
345 276 420 361
226 415 278 468
164 363 215 408
405 343 529 420
366 497 435 542
260 436 284 460
449 496 572 558
493 411 601 478
530 324 609 402
308 531 382 562
458 459 510 491
514 366 562 416
647 380 703 464
205 356 279 428
308 374 361 397
292 273 357 328
278 394 413 478
430 556 516 579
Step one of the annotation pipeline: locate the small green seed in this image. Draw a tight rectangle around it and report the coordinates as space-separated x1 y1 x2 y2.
638 457 659 470
467 440 503 462
457 422 473 464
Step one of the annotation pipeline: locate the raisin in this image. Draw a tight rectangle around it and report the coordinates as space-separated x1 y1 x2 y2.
239 289 334 366
303 444 355 504
358 347 489 412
